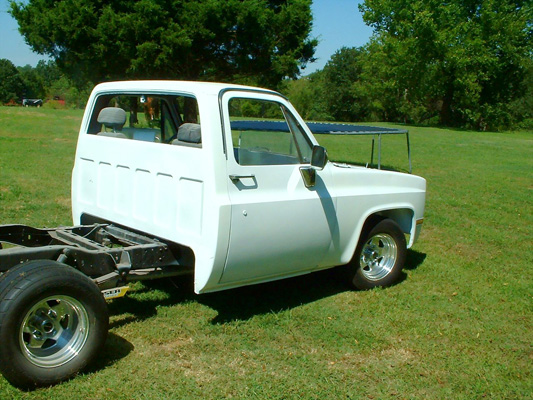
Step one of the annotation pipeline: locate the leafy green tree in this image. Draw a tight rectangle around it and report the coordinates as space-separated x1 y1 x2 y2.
46 76 93 109
353 38 439 124
283 48 369 123
18 64 45 99
511 60 533 128
281 72 332 121
34 60 62 90
349 41 403 123
321 47 366 122
0 59 24 104
359 0 532 130
10 0 317 88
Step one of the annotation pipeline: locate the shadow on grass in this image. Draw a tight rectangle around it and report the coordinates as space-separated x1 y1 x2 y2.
83 332 134 374
107 279 196 330
394 249 427 286
84 249 426 378
200 268 349 324
107 249 426 326
405 249 427 271
106 268 349 327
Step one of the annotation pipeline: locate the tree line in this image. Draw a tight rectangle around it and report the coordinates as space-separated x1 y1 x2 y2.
3 0 531 130
284 1 532 131
0 58 92 108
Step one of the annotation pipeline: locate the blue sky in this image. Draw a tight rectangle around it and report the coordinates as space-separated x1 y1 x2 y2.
0 0 373 74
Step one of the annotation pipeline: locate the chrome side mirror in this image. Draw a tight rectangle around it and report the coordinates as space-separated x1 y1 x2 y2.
301 145 328 188
311 145 327 170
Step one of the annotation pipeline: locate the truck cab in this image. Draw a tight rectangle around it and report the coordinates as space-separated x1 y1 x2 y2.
72 81 426 294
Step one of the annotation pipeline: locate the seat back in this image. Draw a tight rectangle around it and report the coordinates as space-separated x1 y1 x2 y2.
97 107 127 133
172 123 201 148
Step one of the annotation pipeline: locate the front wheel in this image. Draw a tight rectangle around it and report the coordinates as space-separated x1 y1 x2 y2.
0 260 108 389
345 218 407 290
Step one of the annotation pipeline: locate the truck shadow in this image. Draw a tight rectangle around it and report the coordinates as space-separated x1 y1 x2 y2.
202 249 426 324
83 332 134 374
405 249 427 270
106 268 349 328
107 248 426 327
200 268 349 324
64 249 427 383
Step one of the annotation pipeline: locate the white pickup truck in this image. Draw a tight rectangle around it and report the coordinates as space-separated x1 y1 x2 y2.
0 81 425 389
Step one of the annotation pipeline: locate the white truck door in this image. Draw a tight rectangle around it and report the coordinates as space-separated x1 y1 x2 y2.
219 92 337 284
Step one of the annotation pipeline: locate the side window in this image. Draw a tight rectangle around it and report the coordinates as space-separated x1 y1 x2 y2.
87 94 201 147
229 98 313 166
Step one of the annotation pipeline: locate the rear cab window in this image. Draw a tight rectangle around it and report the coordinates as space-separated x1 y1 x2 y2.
87 94 201 147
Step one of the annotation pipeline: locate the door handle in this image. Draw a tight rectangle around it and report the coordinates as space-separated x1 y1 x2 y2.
229 174 255 181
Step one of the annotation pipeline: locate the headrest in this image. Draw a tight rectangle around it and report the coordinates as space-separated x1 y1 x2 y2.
177 123 202 143
98 107 126 131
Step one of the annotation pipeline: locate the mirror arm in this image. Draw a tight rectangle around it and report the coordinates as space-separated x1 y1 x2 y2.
299 166 316 188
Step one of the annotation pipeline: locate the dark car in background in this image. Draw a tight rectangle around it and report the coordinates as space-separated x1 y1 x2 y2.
22 98 43 107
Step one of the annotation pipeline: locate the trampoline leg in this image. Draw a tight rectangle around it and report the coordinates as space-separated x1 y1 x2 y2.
406 132 412 173
370 136 375 167
378 133 382 169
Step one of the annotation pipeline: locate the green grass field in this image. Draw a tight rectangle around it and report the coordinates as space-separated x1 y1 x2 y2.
0 107 531 399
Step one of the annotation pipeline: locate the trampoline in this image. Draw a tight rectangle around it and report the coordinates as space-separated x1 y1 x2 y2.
230 120 412 173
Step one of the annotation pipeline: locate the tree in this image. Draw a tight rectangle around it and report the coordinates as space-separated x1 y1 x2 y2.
353 38 439 124
34 60 62 90
511 60 533 128
321 47 365 122
47 76 93 109
18 64 45 99
359 0 532 130
0 59 24 104
280 72 332 121
10 0 317 88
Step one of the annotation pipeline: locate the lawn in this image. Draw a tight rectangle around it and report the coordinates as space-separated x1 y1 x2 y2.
0 106 531 399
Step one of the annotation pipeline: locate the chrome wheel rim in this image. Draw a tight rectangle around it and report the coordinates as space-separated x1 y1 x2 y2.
360 233 398 281
20 296 89 368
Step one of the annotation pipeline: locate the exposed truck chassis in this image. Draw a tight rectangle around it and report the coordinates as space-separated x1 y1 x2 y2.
0 224 192 293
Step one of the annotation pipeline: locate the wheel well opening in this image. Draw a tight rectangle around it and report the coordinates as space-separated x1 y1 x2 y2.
370 208 414 236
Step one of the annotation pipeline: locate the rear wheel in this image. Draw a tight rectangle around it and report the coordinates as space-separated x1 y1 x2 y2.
345 218 407 290
0 260 108 389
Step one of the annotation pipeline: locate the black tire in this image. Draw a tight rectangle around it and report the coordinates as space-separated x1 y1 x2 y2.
0 260 108 389
344 218 407 290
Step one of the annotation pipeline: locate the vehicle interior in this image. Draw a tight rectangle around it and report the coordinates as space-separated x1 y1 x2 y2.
87 94 201 147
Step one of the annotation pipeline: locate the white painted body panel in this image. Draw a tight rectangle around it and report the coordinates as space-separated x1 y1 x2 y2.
217 90 335 289
72 81 426 294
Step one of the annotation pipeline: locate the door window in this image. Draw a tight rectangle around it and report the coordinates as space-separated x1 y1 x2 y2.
229 98 313 165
